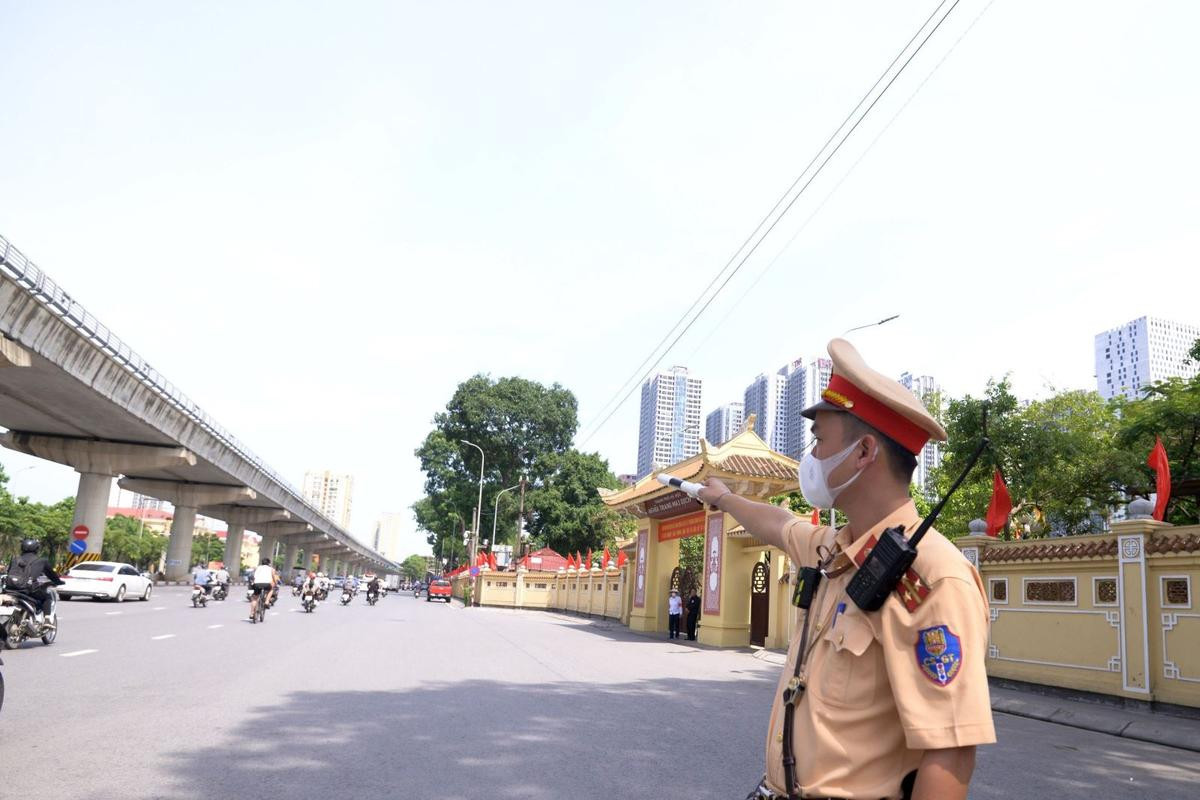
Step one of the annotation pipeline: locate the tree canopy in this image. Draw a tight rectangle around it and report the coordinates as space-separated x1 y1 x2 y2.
412 374 628 566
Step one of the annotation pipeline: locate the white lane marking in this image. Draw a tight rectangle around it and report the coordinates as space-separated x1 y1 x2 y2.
270 612 279 616
60 649 98 658
153 606 166 611
207 624 224 629
105 611 122 616
151 634 176 641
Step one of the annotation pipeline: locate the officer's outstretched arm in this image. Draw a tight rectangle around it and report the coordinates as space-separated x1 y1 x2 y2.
697 478 796 552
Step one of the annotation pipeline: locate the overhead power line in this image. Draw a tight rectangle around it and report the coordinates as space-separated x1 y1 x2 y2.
579 0 967 447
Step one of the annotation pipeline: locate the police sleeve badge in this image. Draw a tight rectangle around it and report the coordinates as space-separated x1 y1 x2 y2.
915 625 962 687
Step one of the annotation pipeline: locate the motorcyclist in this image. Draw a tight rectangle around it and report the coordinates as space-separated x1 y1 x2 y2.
4 538 64 616
366 575 381 603
345 574 359 596
212 564 230 589
300 570 318 596
191 563 213 597
314 572 330 600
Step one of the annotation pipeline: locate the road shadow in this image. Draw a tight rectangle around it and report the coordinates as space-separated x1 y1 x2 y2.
160 675 777 800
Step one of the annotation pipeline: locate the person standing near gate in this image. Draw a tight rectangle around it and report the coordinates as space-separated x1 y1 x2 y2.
686 591 701 641
696 338 993 800
667 589 682 639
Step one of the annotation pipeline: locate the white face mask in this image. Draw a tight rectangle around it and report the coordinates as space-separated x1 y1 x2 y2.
799 438 875 510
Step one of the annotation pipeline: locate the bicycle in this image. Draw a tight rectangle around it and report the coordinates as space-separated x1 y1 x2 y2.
249 585 270 624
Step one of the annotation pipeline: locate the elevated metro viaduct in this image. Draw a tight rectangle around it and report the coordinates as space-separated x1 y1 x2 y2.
0 233 396 580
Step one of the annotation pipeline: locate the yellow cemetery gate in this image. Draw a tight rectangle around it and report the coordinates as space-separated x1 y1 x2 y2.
599 424 800 647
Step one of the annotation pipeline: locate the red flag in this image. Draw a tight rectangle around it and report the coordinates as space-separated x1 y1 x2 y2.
602 547 611 569
576 551 583 570
586 549 593 570
985 469 1012 537
488 551 497 570
810 508 820 525
1149 437 1172 522
567 554 576 570
617 550 627 568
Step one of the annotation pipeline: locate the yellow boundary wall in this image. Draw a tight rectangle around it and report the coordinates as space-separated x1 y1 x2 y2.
956 515 1200 708
450 566 628 620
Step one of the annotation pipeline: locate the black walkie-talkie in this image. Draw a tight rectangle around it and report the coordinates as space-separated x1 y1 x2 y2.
847 427 991 613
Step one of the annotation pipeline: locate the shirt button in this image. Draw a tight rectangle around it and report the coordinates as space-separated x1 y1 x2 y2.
838 633 845 645
776 733 783 743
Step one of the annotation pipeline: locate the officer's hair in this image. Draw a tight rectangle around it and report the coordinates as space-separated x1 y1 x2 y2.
840 415 918 485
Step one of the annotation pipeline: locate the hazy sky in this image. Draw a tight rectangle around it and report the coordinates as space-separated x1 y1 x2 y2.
2 1 1197 558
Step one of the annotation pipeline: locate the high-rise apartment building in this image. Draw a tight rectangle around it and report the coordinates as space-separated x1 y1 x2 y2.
1095 316 1200 400
744 370 790 453
899 372 943 499
636 366 703 478
372 512 406 561
705 402 745 447
303 470 354 529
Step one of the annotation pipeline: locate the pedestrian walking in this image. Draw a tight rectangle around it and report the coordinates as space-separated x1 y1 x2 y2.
667 589 682 639
686 591 701 641
696 338 994 800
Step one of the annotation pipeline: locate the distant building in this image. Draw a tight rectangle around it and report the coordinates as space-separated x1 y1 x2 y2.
616 473 638 487
744 370 790 453
899 372 943 500
106 507 172 536
303 470 354 529
1095 316 1200 400
372 512 406 561
636 366 703 478
705 402 745 447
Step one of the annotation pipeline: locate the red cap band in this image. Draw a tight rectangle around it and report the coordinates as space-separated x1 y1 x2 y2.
822 375 929 454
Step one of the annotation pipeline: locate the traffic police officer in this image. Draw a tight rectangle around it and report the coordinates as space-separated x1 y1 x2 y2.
698 339 994 800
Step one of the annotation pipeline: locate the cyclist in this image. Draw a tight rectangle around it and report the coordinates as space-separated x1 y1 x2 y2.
248 557 278 621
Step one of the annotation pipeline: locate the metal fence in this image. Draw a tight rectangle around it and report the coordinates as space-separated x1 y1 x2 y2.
0 232 388 565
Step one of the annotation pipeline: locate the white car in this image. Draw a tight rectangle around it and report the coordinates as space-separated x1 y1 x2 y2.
58 562 153 602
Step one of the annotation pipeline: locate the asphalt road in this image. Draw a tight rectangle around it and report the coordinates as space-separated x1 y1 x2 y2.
1 588 1198 800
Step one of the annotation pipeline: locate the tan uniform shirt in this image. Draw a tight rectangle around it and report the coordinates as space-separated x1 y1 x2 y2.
765 503 996 799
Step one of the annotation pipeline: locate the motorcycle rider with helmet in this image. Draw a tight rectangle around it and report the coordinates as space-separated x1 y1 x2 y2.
4 539 64 616
365 575 381 604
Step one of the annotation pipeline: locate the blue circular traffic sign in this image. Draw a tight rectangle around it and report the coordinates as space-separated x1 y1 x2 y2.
68 539 87 555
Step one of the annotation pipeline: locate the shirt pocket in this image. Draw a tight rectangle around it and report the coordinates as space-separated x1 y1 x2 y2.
813 614 881 709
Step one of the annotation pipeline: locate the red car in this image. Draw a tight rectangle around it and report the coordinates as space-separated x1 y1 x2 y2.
426 579 452 603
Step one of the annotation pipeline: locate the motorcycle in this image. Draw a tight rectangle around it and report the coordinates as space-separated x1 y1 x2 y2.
210 582 228 602
339 590 352 606
366 591 379 607
245 587 254 603
301 591 317 613
314 587 328 602
292 585 302 598
191 585 210 608
0 587 59 649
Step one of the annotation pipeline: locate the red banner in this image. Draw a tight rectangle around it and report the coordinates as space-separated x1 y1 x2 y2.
657 511 707 542
633 529 648 608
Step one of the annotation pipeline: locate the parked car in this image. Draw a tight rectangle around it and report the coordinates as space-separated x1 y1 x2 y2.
426 579 452 603
58 562 153 602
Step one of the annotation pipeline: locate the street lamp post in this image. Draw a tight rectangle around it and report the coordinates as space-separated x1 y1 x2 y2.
490 481 522 567
461 440 485 568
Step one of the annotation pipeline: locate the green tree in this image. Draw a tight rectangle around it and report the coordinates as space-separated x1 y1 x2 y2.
191 533 224 567
400 554 428 581
525 449 633 555
1114 337 1200 524
102 514 167 570
413 374 579 560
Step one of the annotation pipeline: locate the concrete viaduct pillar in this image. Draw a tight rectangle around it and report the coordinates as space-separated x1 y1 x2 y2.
224 524 245 576
0 433 195 558
120 478 255 581
284 541 300 573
